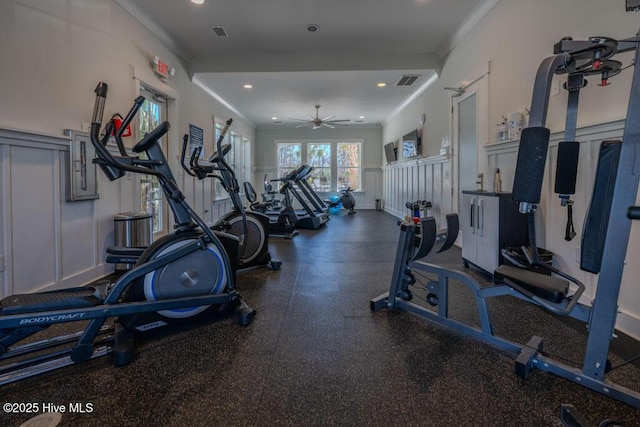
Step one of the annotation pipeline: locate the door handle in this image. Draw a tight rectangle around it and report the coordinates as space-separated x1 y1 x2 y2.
478 199 484 237
470 197 476 234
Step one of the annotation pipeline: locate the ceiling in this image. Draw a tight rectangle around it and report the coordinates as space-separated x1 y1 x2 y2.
118 0 495 129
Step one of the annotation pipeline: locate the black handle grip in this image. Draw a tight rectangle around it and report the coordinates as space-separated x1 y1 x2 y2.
180 134 196 177
95 82 108 98
132 121 170 153
628 206 640 220
191 147 202 169
117 96 144 139
113 96 146 156
101 122 114 146
89 84 127 182
92 82 108 126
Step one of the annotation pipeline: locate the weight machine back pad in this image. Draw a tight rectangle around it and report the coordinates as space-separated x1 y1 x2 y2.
413 217 437 261
555 141 580 195
512 127 551 205
581 140 622 273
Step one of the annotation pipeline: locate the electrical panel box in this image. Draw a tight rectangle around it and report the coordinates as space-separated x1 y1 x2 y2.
64 129 99 201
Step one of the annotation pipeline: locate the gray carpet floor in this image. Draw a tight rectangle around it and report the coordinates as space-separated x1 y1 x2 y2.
1 210 640 426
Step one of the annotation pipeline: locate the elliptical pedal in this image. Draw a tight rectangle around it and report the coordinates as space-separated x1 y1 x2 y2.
0 287 103 316
0 346 110 386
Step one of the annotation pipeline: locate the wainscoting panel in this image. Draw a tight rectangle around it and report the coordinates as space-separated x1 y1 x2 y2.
8 144 59 294
0 128 135 298
382 155 450 226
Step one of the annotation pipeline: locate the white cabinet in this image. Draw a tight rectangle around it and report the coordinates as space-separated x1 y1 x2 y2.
461 191 527 275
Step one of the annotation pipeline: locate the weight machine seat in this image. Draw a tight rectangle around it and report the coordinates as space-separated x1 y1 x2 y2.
243 181 271 212
493 264 569 303
0 287 102 315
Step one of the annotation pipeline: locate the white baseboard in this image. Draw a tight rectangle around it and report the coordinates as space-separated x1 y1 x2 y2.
616 310 640 341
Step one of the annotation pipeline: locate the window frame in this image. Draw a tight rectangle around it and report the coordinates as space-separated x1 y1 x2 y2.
275 139 363 192
337 141 362 191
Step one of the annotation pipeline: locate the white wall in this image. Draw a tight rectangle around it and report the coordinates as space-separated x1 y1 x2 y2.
0 0 255 297
382 0 640 338
255 125 383 208
387 0 639 155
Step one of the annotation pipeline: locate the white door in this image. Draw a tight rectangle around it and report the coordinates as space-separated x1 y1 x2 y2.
451 65 489 245
458 92 478 208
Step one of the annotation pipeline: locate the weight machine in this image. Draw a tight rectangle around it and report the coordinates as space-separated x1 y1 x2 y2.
372 29 640 408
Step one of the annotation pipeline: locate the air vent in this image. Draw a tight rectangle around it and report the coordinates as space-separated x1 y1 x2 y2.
211 26 228 37
396 75 420 86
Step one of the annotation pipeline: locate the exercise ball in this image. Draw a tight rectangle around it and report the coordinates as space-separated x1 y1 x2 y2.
329 202 343 214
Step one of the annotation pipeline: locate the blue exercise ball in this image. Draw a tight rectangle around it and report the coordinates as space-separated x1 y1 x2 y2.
329 203 343 214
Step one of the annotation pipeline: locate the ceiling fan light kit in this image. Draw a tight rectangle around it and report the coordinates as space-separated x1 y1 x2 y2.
288 105 350 130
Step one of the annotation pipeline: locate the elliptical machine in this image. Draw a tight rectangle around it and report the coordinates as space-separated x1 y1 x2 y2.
180 123 281 270
244 180 299 239
0 83 255 385
261 173 285 209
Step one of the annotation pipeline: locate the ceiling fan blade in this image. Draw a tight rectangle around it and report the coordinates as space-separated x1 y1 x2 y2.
308 115 315 121
326 119 351 123
321 115 335 121
295 123 309 128
288 118 311 122
321 123 335 129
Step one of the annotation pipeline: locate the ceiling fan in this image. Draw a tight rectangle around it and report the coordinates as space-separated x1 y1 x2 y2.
289 105 350 129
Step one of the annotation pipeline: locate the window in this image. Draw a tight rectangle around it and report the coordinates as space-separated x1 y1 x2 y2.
277 142 302 179
307 143 331 192
276 141 362 192
337 142 361 191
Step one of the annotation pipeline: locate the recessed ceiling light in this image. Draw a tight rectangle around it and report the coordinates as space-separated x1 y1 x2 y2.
306 24 320 32
272 116 278 120
243 84 253 89
377 82 387 88
191 0 205 4
359 115 365 119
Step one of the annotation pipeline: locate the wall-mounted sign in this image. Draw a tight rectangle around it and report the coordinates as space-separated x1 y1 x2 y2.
151 56 175 80
189 124 204 158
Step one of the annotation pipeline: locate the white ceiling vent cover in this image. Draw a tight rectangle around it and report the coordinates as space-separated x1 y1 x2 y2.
211 26 229 37
396 75 420 86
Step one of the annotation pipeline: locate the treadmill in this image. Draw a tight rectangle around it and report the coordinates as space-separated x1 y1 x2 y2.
294 166 330 215
275 165 329 230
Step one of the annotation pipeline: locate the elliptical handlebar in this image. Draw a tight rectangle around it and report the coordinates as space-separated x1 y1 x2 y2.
90 82 169 181
112 96 145 156
115 96 144 142
180 134 197 178
133 121 171 153
212 119 234 178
